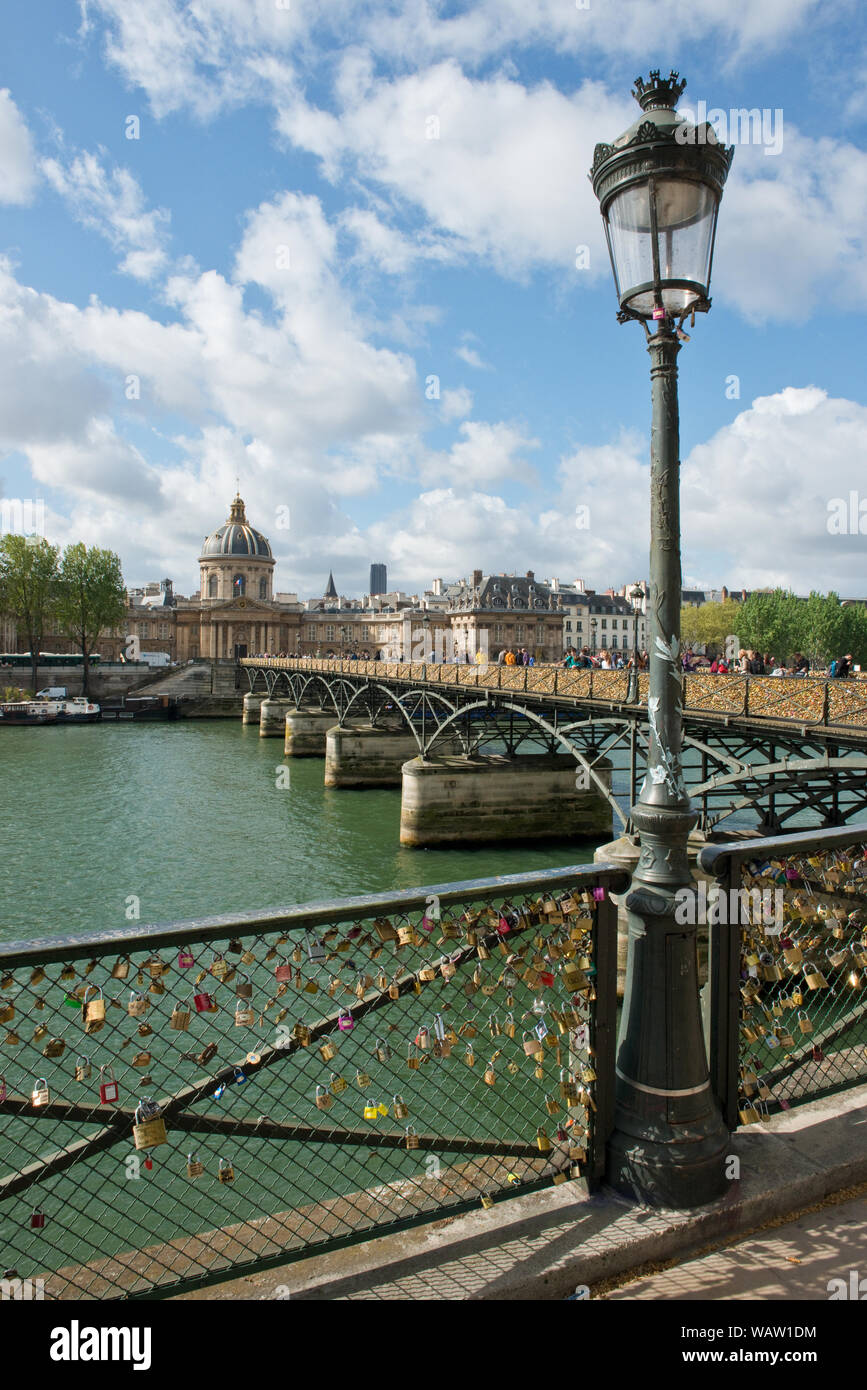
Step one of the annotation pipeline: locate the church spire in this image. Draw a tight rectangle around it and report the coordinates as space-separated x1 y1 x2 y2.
229 493 247 524
324 570 338 599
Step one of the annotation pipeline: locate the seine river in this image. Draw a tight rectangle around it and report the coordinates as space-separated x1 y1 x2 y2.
0 721 600 943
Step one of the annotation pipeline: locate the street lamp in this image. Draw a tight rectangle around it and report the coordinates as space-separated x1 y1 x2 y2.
627 582 644 698
589 617 597 656
591 71 733 1208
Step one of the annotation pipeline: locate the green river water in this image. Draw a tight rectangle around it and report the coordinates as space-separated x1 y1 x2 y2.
0 720 599 944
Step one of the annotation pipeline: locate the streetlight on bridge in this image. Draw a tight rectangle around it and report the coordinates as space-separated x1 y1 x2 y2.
590 70 733 1207
589 617 597 656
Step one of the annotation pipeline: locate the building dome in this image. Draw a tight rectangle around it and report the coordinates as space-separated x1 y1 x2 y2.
200 495 272 559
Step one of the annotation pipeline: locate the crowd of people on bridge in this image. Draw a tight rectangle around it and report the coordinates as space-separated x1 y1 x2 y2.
245 645 859 676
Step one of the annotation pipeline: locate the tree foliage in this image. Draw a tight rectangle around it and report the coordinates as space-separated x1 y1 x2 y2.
55 543 126 694
681 589 867 668
0 535 60 693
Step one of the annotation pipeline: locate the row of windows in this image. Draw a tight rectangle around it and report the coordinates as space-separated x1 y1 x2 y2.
206 575 268 599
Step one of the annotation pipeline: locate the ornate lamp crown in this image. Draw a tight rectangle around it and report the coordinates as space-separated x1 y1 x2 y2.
632 70 686 112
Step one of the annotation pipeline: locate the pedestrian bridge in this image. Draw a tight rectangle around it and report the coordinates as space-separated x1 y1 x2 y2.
239 658 867 837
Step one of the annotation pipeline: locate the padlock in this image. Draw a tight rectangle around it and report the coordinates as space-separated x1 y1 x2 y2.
111 957 130 980
218 1157 235 1183
210 954 230 980
373 1038 391 1064
133 1099 167 1150
522 1032 542 1058
440 956 457 982
186 1153 204 1178
392 1094 409 1119
99 1065 119 1104
338 1010 354 1032
480 1193 494 1209
397 924 416 947
170 1001 191 1032
330 1072 348 1094
464 1043 475 1067
803 965 828 990
535 1127 552 1153
362 1097 379 1120
30 1209 46 1230
406 1043 421 1070
193 989 215 1013
417 960 437 983
234 1001 255 1027
319 1038 338 1062
74 1055 91 1082
355 1068 371 1088
503 1013 516 1040
178 947 195 969
42 1037 65 1059
275 961 292 982
33 1023 48 1041
291 1021 311 1046
315 1085 334 1111
128 990 148 1018
0 1001 13 1025
405 1126 420 1150
4 1030 20 1046
0 1074 6 1101
545 1093 561 1116
415 1026 430 1051
738 1100 760 1125
235 975 253 999
484 1061 496 1086
132 1050 152 1069
31 1078 50 1107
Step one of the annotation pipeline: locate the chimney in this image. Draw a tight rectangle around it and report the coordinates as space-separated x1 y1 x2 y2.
472 569 483 588
526 570 534 581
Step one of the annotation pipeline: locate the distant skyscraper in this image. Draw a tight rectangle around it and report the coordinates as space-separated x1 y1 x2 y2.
369 563 387 596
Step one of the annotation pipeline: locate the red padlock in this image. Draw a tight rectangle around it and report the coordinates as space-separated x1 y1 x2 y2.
274 963 292 982
99 1066 119 1104
496 917 511 935
31 1209 46 1229
178 947 195 968
144 1156 153 1170
538 971 555 988
194 990 214 1013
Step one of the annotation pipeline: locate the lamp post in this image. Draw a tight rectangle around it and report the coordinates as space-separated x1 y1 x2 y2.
628 582 644 699
591 71 733 1206
589 617 597 656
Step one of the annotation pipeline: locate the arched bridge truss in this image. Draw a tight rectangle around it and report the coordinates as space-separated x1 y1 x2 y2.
243 663 867 835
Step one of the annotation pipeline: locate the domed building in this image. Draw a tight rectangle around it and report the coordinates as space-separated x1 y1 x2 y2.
199 494 275 603
170 494 302 662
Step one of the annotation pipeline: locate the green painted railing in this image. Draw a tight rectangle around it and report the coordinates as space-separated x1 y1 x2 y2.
0 864 623 1300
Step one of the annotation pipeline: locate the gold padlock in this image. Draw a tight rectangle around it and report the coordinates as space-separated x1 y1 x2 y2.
405 1126 420 1150
392 1095 409 1119
315 1085 334 1111
170 1002 191 1032
31 1078 50 1107
42 1036 65 1059
186 1154 204 1178
133 1100 167 1150
217 1157 235 1182
535 1127 552 1153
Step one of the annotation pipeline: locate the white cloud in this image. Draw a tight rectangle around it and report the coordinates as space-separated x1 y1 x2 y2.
41 150 171 280
0 89 38 204
440 386 473 422
419 419 538 488
455 344 490 370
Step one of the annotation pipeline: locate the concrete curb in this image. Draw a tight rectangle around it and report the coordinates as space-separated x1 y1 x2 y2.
174 1084 867 1300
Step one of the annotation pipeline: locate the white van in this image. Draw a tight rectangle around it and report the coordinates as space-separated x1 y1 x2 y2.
36 686 68 699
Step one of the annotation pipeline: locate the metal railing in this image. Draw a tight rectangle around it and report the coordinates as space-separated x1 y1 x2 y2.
241 658 867 730
0 864 624 1300
700 825 867 1129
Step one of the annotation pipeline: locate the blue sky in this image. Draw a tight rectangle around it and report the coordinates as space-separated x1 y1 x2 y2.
1 0 866 599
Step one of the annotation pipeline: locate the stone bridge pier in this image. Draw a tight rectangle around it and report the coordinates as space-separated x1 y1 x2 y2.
399 753 613 847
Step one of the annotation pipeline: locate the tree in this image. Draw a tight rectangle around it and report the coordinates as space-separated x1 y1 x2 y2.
55 544 127 696
0 535 60 694
680 600 742 657
737 590 799 663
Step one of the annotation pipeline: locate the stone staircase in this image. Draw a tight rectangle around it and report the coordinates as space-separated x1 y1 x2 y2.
131 662 239 698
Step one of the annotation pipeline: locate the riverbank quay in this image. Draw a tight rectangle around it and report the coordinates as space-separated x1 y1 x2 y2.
172 1083 867 1301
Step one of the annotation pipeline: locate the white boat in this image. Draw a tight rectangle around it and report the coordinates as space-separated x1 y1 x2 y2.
0 697 101 725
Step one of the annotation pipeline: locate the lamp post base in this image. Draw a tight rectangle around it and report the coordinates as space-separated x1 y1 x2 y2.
606 1113 730 1210
603 798 731 1209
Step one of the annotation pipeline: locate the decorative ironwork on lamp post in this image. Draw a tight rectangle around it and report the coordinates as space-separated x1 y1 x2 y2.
590 70 734 1206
